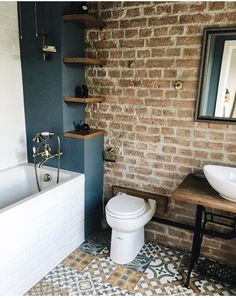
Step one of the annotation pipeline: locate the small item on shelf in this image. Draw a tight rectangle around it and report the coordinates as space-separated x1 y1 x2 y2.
74 2 88 14
73 120 90 133
75 85 83 97
74 85 89 98
81 84 88 98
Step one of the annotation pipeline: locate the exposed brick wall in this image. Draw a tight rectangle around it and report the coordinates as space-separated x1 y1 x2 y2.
85 1 236 265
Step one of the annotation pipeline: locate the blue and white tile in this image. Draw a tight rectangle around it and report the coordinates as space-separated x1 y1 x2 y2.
43 264 104 295
43 264 80 292
125 254 152 273
79 239 106 256
144 246 184 285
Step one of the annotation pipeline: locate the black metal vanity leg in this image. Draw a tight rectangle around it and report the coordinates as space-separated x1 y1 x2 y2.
185 204 204 287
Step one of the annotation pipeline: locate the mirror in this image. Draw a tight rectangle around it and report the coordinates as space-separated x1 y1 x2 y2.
196 27 236 123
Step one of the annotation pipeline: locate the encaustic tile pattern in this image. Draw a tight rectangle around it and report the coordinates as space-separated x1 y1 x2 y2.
26 230 236 296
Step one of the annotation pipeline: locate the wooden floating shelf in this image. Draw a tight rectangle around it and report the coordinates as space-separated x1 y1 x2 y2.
63 14 104 29
64 129 105 140
64 97 105 103
63 57 105 66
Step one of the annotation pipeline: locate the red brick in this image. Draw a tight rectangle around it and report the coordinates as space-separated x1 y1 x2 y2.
176 59 200 67
154 27 169 36
143 6 156 16
180 13 211 24
137 49 150 58
112 30 124 39
166 48 181 57
209 2 225 10
148 16 178 26
122 50 135 59
119 39 144 48
151 48 166 57
146 59 174 68
183 48 200 57
120 18 147 28
85 1 236 266
125 8 140 18
147 37 174 47
125 29 138 38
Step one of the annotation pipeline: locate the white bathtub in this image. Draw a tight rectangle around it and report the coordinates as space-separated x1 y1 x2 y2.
0 163 84 295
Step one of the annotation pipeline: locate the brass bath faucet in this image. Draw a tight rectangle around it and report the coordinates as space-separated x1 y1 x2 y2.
32 132 62 190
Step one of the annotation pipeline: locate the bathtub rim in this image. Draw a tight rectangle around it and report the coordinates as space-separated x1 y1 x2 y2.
0 162 84 214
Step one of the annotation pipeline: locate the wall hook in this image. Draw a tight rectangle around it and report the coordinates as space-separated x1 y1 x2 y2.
173 80 183 91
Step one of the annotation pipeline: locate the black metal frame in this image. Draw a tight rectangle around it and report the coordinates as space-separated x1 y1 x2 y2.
185 206 236 287
152 214 236 240
195 26 236 125
185 205 205 286
153 207 236 287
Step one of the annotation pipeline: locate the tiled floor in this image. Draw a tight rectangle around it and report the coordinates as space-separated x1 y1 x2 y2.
26 229 236 296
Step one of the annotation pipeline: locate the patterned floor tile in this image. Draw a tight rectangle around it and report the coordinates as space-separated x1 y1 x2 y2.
125 254 152 273
43 264 106 295
63 250 94 271
132 274 170 296
25 234 236 296
140 242 184 261
42 264 80 292
144 246 184 285
25 281 69 296
194 278 236 295
96 282 131 296
85 254 117 281
69 272 105 295
79 239 106 256
139 242 164 258
164 283 196 296
108 265 143 292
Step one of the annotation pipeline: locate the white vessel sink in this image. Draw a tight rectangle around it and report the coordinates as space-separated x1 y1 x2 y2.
203 165 236 202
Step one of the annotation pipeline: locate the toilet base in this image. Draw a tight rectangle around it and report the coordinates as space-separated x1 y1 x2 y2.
110 227 144 264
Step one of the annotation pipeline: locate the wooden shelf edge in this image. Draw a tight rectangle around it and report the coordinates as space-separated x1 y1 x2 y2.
64 129 105 140
63 57 105 66
64 97 105 103
63 14 104 29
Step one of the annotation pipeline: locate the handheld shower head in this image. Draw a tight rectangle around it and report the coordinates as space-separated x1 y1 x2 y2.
41 132 55 137
33 132 55 142
32 133 43 143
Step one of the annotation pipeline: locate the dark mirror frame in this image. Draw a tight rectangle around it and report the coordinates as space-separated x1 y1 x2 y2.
195 27 236 124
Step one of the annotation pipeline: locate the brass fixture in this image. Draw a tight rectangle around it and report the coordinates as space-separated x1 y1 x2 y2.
32 131 62 191
104 147 116 162
173 80 183 91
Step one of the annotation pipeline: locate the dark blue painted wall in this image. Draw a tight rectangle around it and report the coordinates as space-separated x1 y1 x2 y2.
20 1 104 237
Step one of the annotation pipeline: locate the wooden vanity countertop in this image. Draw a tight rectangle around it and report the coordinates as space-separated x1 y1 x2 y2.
171 174 236 213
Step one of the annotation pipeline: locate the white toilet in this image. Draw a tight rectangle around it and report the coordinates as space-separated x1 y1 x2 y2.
105 193 156 264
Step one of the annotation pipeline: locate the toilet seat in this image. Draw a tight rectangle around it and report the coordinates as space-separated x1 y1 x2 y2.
106 193 146 219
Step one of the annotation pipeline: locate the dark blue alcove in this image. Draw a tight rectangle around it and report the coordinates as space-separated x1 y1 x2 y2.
19 1 104 237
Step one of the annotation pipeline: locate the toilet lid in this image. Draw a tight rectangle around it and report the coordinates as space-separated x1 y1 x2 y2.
106 193 146 218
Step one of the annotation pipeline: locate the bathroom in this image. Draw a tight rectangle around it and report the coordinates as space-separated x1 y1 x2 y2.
0 0 236 295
